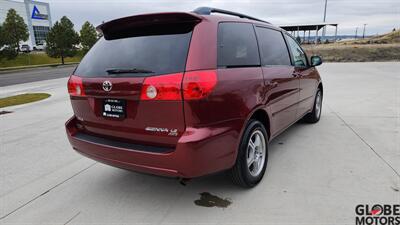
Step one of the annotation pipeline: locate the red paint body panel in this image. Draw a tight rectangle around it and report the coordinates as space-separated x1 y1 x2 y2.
296 67 321 118
185 17 217 71
66 116 242 177
65 12 322 178
263 66 299 136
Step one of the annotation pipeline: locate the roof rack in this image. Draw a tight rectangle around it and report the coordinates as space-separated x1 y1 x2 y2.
193 7 270 24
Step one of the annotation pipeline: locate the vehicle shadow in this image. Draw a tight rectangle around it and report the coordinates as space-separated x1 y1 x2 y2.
51 121 316 225
81 121 309 201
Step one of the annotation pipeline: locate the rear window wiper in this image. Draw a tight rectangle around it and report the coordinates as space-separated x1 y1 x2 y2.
106 68 154 74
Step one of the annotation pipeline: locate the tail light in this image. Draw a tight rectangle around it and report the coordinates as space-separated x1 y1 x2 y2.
140 73 183 100
68 75 85 96
183 70 217 100
140 70 217 101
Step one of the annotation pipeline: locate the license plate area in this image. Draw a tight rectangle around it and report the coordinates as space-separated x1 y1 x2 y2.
102 99 126 119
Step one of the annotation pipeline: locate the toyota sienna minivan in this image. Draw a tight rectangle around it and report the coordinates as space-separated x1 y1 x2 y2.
66 7 323 187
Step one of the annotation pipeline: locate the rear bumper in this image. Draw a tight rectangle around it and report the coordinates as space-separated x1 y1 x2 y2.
65 116 243 178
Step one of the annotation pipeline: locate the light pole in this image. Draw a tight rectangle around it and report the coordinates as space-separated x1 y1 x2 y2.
362 24 367 39
355 27 358 40
322 0 328 40
323 0 328 23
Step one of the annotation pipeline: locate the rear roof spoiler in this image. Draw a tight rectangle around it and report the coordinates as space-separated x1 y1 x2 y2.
97 12 202 37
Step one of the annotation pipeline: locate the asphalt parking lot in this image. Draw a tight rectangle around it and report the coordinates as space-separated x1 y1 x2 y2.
0 65 75 87
0 62 399 224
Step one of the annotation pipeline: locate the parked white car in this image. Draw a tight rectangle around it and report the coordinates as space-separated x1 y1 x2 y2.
33 43 46 51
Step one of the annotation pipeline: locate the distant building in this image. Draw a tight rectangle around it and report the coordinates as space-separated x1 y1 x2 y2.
0 0 52 48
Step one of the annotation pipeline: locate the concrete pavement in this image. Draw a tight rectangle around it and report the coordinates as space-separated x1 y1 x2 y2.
0 62 399 224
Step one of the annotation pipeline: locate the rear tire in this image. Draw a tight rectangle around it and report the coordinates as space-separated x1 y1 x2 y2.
303 89 322 123
230 120 268 188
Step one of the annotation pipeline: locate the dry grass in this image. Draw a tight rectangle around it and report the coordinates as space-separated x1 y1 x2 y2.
303 43 400 62
339 30 400 45
302 30 400 62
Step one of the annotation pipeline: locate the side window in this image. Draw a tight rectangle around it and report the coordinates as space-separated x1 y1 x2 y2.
255 27 291 66
285 35 308 67
218 23 260 67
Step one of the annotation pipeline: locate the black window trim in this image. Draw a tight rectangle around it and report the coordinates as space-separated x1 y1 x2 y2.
283 32 310 68
252 24 263 68
254 25 292 67
217 21 262 69
281 31 295 66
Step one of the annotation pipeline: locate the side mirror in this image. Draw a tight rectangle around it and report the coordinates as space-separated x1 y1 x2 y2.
310 55 323 67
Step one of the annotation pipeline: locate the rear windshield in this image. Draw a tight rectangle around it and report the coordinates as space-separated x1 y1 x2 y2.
75 26 193 77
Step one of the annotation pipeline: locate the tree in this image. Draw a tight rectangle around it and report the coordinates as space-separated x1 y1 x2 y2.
46 16 80 64
2 9 29 52
80 21 97 53
0 25 4 61
0 25 4 47
0 24 18 61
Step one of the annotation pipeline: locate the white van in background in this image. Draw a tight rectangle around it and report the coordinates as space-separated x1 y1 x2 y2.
20 44 31 53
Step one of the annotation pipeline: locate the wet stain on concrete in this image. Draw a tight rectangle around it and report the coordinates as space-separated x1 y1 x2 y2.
194 192 232 208
0 111 13 115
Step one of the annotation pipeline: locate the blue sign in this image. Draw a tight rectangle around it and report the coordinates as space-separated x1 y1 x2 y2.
31 5 48 20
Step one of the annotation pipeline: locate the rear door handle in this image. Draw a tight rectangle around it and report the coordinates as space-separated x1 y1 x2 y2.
268 81 278 88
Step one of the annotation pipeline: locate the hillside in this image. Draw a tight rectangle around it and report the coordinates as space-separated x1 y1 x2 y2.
303 30 400 62
340 29 400 45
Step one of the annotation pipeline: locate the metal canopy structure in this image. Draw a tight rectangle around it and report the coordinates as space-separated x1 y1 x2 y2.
280 23 338 44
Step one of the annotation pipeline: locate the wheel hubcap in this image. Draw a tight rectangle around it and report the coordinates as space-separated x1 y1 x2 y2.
315 91 322 118
246 130 266 177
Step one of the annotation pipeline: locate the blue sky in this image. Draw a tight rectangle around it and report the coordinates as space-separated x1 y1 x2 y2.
47 0 399 35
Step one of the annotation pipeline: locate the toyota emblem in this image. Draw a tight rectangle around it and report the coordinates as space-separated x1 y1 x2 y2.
102 80 112 92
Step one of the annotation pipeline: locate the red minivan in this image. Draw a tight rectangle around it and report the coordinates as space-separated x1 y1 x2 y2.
66 7 323 187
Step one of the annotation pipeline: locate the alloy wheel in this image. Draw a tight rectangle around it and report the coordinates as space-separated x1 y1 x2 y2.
246 130 266 177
